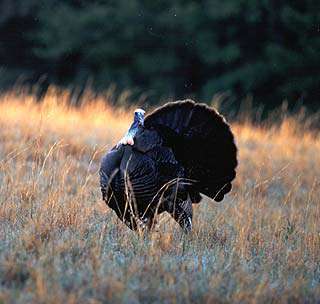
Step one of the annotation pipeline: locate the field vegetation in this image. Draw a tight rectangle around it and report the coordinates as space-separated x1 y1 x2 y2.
0 88 319 303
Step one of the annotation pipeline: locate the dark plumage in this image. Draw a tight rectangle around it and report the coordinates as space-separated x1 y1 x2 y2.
99 100 238 232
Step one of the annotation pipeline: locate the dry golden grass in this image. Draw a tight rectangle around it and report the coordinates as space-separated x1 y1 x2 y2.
0 89 319 303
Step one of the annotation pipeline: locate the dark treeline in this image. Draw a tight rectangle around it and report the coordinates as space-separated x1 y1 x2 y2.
0 0 319 109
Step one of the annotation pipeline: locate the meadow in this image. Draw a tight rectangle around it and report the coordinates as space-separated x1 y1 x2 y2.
0 88 319 303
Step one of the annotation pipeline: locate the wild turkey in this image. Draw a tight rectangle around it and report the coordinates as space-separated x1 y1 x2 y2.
100 100 237 232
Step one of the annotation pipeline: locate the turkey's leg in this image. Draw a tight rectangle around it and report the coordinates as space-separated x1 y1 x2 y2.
169 196 193 233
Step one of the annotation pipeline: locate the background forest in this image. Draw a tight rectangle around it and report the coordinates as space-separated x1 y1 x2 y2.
0 0 319 109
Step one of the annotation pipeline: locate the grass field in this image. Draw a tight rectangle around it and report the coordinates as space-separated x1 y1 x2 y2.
0 89 319 303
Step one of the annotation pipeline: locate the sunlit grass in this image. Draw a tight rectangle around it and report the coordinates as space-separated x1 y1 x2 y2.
0 88 319 303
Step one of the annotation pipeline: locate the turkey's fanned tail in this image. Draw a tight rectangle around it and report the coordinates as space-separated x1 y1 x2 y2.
144 99 238 202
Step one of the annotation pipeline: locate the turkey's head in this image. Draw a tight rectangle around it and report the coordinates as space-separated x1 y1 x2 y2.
117 108 145 147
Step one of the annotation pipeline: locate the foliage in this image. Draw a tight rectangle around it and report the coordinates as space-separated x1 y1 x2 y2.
0 0 319 108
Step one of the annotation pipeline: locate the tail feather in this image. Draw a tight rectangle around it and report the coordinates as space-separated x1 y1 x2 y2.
145 99 238 201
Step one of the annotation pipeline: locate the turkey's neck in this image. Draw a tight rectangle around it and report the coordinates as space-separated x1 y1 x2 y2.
117 116 144 147
127 121 140 138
